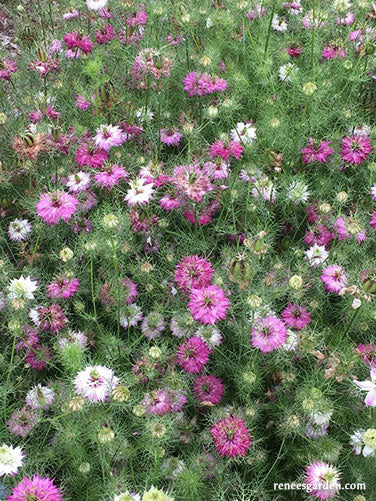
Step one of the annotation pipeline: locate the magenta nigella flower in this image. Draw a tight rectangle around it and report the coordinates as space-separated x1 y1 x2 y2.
301 138 334 164
356 344 376 368
209 140 243 161
95 24 115 44
251 315 288 353
339 135 373 165
8 407 38 437
281 303 311 330
322 45 346 60
94 164 129 190
64 31 94 54
194 374 224 405
38 304 68 333
122 278 138 304
36 191 78 226
7 475 64 501
75 142 108 168
211 416 251 458
47 278 80 299
183 72 227 97
304 224 334 248
305 462 341 500
168 389 187 412
142 389 171 416
176 336 212 373
321 265 347 294
174 255 214 293
287 46 303 57
188 285 230 325
94 124 124 151
371 211 376 230
160 128 183 146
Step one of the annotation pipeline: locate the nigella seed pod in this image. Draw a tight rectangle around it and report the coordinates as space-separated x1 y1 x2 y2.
228 256 253 289
36 46 48 63
52 127 61 141
361 270 376 295
21 132 36 146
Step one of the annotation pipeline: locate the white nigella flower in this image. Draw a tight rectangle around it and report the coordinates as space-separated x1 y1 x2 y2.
86 0 108 11
333 0 352 12
66 171 91 193
8 219 32 242
8 276 37 300
310 409 333 426
114 493 141 501
286 180 310 204
195 325 222 347
280 329 298 351
74 365 119 403
26 384 55 410
279 63 298 82
272 14 288 32
125 178 155 207
135 108 154 122
0 443 25 476
304 244 329 268
350 429 376 457
230 121 257 145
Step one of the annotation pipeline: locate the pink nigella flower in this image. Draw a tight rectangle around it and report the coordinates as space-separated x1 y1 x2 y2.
141 311 166 339
184 200 219 227
38 304 68 333
94 164 129 190
305 462 341 500
211 416 251 458
142 389 171 415
322 45 346 59
174 255 214 293
160 194 181 211
122 278 138 304
8 407 38 437
321 265 347 293
251 315 288 353
301 139 334 164
356 344 376 368
25 344 51 371
0 58 17 80
132 48 173 85
281 303 311 330
194 374 224 405
160 128 183 146
203 159 229 179
75 95 91 110
63 32 94 54
339 135 373 165
36 191 78 226
75 142 108 168
94 124 124 151
176 336 212 373
47 278 80 299
336 12 355 26
183 72 227 96
74 365 119 403
209 140 243 161
173 164 214 202
188 285 230 325
354 368 376 407
7 475 64 501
